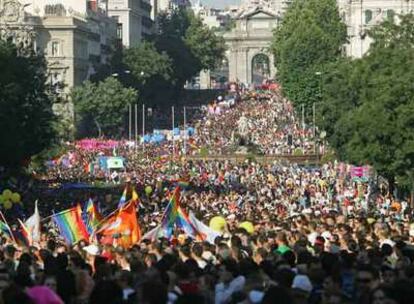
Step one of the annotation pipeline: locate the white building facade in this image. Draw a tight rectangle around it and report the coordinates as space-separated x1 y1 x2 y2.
107 0 153 47
0 0 118 94
338 0 414 58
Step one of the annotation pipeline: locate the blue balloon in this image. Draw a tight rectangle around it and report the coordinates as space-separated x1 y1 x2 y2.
173 128 180 135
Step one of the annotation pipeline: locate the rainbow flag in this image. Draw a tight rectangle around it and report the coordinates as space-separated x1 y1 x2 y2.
159 187 201 239
118 187 128 208
84 199 103 234
52 205 89 245
17 219 31 247
0 220 12 239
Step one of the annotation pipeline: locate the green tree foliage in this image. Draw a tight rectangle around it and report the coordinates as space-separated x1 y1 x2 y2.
72 77 138 138
320 14 414 187
272 0 347 110
0 41 57 169
124 41 173 84
150 8 225 100
185 14 226 71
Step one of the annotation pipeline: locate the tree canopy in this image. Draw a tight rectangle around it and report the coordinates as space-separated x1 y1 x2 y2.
72 77 138 138
319 14 414 188
0 41 57 169
272 0 347 110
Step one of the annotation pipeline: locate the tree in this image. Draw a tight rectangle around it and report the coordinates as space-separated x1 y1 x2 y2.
0 41 57 169
123 41 173 84
185 13 226 71
272 0 347 110
72 77 138 138
320 14 414 190
151 8 225 99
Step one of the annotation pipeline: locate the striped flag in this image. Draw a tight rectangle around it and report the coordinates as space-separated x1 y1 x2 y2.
118 187 128 208
17 219 31 247
52 205 89 245
0 220 13 240
84 199 103 234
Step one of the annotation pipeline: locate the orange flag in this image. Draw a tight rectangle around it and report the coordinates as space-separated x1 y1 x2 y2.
99 201 140 248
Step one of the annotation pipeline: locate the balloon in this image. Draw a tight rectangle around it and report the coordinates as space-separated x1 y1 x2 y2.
0 195 4 203
11 192 21 203
209 216 226 232
239 221 254 234
3 200 12 210
145 186 153 195
2 190 12 200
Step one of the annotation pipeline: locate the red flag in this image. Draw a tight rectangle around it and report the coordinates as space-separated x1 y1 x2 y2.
98 202 140 248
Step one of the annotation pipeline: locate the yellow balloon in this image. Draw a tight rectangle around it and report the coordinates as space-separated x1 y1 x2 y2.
209 216 226 232
0 195 4 203
11 193 21 203
3 200 12 210
145 186 153 195
2 190 12 200
239 221 255 234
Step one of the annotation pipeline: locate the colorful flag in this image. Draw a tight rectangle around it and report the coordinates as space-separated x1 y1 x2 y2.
52 205 89 245
25 200 41 243
132 188 139 203
118 187 128 209
0 219 13 240
84 199 103 235
159 187 202 240
188 211 221 244
161 187 181 237
17 219 31 247
98 201 140 248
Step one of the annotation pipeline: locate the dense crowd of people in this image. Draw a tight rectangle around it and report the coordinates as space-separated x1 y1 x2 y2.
0 90 413 304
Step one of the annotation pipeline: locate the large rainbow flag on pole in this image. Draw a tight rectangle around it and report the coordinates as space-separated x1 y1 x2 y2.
52 205 89 245
146 187 202 240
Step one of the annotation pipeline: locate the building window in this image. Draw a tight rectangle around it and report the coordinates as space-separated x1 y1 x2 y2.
117 23 123 40
51 41 60 57
365 10 373 24
386 9 395 22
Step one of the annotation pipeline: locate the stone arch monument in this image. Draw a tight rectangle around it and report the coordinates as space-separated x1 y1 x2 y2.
223 7 278 86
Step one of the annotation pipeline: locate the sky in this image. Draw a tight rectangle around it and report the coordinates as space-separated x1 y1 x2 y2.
194 0 241 8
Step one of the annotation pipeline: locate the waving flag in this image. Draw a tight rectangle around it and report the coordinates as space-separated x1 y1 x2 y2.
52 205 89 245
98 201 140 248
118 186 140 209
188 211 221 244
0 219 13 240
118 187 128 209
25 200 41 243
84 199 103 234
158 187 202 240
17 219 31 247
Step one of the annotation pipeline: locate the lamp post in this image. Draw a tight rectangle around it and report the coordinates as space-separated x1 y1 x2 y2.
314 71 323 156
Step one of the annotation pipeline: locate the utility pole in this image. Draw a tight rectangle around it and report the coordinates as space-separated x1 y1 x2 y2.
172 106 175 157
183 106 187 156
142 103 145 155
134 104 138 152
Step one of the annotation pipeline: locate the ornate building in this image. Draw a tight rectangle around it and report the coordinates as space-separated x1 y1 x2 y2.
0 0 117 96
201 0 414 88
338 0 414 58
